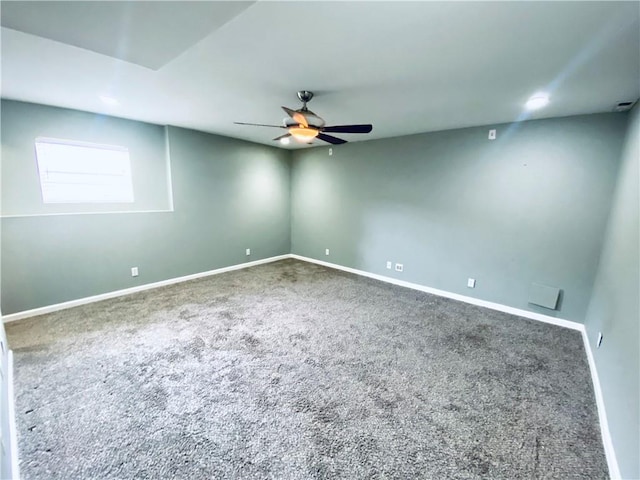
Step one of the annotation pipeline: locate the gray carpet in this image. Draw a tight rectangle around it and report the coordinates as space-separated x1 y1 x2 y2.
6 259 607 479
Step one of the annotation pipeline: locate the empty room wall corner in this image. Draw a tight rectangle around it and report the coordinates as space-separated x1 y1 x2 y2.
289 113 627 324
583 104 639 480
289 113 630 479
1 101 292 315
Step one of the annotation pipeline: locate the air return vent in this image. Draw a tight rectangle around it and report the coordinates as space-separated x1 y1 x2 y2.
613 101 636 112
528 283 561 310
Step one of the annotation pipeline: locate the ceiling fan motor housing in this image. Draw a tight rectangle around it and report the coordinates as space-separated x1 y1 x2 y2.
297 90 314 105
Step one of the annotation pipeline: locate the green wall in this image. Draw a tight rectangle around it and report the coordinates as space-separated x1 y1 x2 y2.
291 113 627 323
0 101 291 314
584 105 639 479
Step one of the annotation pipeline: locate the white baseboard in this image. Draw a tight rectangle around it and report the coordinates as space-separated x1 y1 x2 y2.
7 350 19 480
290 254 619 478
2 254 290 323
290 254 582 330
580 328 621 479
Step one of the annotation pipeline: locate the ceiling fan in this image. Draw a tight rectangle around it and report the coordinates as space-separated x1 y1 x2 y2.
234 91 373 145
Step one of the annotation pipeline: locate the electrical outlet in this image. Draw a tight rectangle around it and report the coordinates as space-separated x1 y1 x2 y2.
395 263 403 272
386 261 392 269
329 148 333 156
467 278 476 288
488 129 496 140
597 332 603 348
246 248 251 256
325 248 330 256
131 267 139 277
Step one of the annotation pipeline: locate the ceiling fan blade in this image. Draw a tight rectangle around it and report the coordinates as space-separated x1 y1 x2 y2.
234 122 285 128
317 133 347 145
322 124 373 134
281 106 308 127
273 133 292 141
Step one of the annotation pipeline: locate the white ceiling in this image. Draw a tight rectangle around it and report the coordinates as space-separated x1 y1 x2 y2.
1 1 639 149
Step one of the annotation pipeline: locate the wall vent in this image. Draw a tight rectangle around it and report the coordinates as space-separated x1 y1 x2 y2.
528 283 561 310
613 101 636 112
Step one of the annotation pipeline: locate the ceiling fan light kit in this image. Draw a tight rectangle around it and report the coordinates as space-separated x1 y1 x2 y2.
289 126 319 142
234 91 373 146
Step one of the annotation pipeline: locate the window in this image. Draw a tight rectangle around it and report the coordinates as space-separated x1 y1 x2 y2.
35 138 134 204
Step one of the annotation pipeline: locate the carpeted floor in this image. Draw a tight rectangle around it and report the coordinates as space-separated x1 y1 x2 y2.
6 259 607 479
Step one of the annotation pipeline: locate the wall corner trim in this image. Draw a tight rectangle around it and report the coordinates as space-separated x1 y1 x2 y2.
2 255 290 323
290 254 619 479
